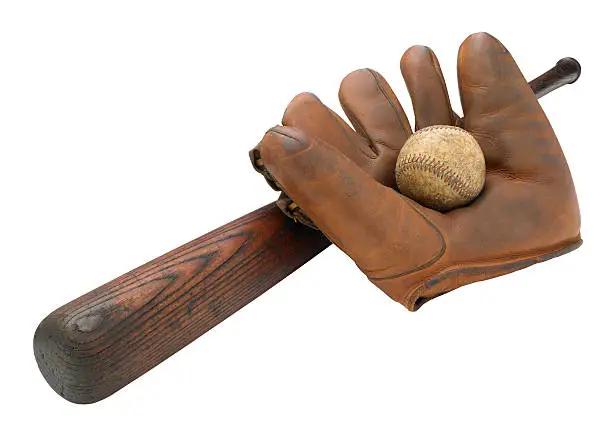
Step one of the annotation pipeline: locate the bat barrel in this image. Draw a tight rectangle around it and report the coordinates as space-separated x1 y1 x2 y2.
33 204 329 403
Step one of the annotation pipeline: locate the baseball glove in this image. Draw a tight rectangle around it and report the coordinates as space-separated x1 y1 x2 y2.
251 32 581 310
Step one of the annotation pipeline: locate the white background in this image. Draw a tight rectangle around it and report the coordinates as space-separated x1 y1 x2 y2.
1 1 610 446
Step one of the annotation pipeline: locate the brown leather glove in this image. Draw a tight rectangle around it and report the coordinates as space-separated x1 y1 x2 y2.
253 32 582 311
250 66 413 228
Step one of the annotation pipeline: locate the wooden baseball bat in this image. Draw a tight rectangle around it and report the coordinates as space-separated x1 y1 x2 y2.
34 58 581 404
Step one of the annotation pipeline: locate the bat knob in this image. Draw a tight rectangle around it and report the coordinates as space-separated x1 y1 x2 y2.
556 57 581 84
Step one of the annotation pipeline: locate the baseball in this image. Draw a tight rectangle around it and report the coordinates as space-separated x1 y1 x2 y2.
395 125 486 212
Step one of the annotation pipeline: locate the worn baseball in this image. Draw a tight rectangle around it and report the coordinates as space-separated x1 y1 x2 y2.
395 125 486 212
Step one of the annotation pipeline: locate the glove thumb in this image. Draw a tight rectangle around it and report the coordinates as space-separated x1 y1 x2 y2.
257 126 445 279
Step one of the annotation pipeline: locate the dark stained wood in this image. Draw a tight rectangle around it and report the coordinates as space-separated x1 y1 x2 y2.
34 203 330 403
529 57 581 99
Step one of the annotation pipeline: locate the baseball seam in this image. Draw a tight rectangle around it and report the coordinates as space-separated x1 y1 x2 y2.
397 153 478 199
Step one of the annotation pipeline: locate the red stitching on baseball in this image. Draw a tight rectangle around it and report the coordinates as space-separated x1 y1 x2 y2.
397 153 477 199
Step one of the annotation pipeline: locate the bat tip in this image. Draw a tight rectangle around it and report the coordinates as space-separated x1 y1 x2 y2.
557 57 581 84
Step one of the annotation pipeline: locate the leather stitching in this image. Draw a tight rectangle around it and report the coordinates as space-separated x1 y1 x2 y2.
341 107 379 158
396 153 478 199
365 198 447 280
366 68 411 136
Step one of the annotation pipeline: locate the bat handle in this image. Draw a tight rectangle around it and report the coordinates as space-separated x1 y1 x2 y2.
529 57 581 99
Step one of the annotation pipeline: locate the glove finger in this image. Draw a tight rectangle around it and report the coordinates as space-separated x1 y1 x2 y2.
458 32 567 180
281 92 376 169
401 45 459 129
339 69 412 153
258 125 446 278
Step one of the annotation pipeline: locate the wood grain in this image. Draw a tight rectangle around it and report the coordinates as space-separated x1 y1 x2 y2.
34 203 330 403
529 57 581 99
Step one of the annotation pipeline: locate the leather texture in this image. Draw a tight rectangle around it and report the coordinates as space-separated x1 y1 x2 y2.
251 33 582 310
250 70 412 228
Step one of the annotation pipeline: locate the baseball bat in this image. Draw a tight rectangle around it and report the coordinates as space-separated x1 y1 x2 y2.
34 57 581 404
